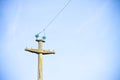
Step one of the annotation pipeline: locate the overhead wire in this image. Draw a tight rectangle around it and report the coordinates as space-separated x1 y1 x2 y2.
36 0 72 36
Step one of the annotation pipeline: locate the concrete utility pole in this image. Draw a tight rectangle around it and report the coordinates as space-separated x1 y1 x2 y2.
25 39 55 80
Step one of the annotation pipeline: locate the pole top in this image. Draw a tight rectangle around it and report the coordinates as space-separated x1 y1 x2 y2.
36 39 45 43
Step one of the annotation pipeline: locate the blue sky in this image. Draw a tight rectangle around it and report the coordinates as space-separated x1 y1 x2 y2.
0 0 120 80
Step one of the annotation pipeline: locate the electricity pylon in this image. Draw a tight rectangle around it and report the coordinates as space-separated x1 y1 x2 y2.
25 39 55 80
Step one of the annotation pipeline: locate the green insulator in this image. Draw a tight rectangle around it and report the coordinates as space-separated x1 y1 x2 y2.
42 36 46 40
35 34 39 38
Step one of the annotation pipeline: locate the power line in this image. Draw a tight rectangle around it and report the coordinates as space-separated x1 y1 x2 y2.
35 0 72 38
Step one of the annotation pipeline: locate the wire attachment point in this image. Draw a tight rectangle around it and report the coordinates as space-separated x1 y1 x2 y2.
35 34 39 39
42 36 46 40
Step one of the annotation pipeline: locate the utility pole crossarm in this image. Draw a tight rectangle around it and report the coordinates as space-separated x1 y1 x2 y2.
25 48 55 55
25 48 39 53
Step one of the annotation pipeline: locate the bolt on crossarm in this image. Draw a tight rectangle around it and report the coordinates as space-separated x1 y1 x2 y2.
25 39 55 80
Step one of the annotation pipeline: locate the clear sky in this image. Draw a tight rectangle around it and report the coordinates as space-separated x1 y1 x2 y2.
0 0 120 80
